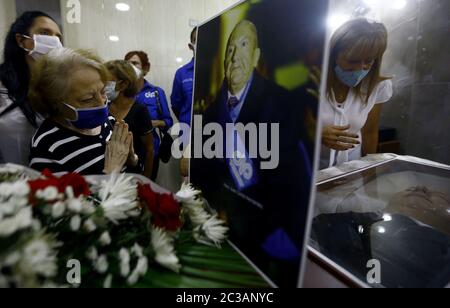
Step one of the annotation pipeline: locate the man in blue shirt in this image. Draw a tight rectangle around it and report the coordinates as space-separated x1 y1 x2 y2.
171 27 197 128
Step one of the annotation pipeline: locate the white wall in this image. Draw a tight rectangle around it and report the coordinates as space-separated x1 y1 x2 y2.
0 0 17 61
60 0 240 97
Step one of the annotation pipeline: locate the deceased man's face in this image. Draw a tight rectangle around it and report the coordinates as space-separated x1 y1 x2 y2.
387 186 450 235
224 21 261 95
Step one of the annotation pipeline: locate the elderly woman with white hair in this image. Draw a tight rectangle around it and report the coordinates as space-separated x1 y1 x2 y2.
28 48 138 175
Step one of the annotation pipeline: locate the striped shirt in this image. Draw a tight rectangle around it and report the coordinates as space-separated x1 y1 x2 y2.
29 119 113 176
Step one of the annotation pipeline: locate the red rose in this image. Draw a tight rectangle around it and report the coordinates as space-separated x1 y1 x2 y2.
28 170 60 204
28 169 91 204
154 194 182 231
138 183 158 208
138 184 182 231
59 173 91 197
28 178 60 194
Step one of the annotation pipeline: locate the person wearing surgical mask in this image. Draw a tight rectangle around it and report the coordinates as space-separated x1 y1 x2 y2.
320 18 393 169
105 60 155 179
0 11 63 166
124 51 174 180
28 48 137 175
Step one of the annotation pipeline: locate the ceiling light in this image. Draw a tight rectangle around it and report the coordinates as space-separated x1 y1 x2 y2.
116 3 130 12
327 14 351 32
392 0 407 10
363 0 378 7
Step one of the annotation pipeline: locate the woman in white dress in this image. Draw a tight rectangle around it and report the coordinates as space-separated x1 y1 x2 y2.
0 11 62 165
320 18 393 169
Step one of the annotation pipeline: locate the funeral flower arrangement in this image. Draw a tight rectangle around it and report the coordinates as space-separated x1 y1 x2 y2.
0 165 228 288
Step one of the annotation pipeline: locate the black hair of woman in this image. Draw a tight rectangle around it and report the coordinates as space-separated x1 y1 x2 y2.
0 11 57 127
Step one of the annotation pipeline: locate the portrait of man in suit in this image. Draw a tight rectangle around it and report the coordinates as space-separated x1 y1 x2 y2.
190 0 328 287
191 20 312 287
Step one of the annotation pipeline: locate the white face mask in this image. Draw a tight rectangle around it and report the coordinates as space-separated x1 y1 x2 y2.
131 64 143 78
21 34 63 60
104 81 119 102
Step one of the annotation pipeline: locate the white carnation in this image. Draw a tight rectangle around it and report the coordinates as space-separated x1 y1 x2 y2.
11 181 30 197
0 165 23 175
51 202 66 218
36 186 59 201
184 199 211 227
20 238 59 278
70 215 81 231
14 197 28 208
86 246 98 261
175 183 201 203
83 219 97 233
81 200 96 215
194 216 228 248
131 243 144 258
0 181 29 200
0 200 16 216
127 270 140 286
136 257 148 275
4 252 21 267
103 274 113 289
0 183 13 197
94 255 109 274
127 257 148 286
31 219 42 232
0 275 8 288
0 207 33 237
151 227 180 273
67 198 83 213
119 248 130 277
65 186 75 199
98 173 139 223
99 231 112 246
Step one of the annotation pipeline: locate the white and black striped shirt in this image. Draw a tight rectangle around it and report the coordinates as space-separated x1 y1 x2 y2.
29 119 113 176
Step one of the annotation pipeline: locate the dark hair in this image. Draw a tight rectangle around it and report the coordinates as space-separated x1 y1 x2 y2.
124 51 151 72
190 27 197 43
0 11 56 127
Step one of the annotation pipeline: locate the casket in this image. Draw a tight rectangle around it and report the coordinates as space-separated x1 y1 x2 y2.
310 155 450 288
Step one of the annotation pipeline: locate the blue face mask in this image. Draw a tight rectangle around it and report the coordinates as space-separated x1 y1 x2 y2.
64 103 109 129
334 65 370 88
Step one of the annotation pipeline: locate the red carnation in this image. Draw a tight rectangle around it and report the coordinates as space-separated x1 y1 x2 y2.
138 183 182 231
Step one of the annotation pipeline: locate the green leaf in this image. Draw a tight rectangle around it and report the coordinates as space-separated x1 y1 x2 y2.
181 266 268 287
133 242 269 288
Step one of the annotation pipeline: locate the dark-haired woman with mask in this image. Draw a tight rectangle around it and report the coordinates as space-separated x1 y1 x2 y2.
320 18 393 169
105 60 155 179
124 51 173 180
29 48 136 175
0 11 63 166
